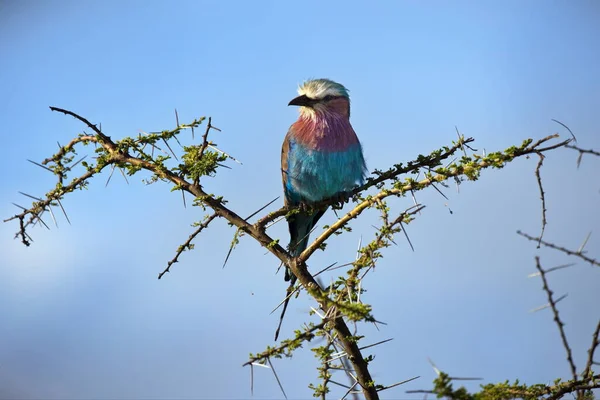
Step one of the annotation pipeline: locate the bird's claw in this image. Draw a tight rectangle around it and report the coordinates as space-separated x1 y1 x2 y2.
331 191 352 209
297 202 311 213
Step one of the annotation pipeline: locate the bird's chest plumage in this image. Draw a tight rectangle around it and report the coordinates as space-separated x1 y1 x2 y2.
283 116 366 204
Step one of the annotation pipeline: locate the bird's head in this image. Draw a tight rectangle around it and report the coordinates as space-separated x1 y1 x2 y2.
288 79 351 118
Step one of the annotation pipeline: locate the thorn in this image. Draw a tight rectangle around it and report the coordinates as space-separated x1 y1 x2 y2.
328 350 349 362
34 212 50 230
245 197 280 221
527 263 576 277
455 126 467 157
264 215 286 230
117 167 129 184
340 380 360 400
207 144 242 164
399 220 415 252
250 364 254 396
359 337 394 351
266 358 287 400
57 199 71 225
222 229 241 269
376 376 420 392
106 164 116 187
310 306 325 319
355 235 362 260
65 155 88 172
430 183 449 200
530 293 568 313
427 357 441 376
11 203 27 210
448 376 483 381
18 191 43 202
270 283 300 314
551 119 576 142
312 261 339 278
329 380 352 389
47 205 58 228
23 231 34 243
162 138 179 160
27 159 53 172
251 361 270 368
410 189 419 209
577 232 592 254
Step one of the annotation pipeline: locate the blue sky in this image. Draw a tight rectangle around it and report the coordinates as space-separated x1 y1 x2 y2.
1 1 599 398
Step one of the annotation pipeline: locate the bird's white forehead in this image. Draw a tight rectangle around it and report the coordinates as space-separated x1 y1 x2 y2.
297 79 349 100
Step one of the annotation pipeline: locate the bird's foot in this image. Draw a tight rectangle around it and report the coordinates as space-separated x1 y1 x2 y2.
331 191 352 209
297 201 312 213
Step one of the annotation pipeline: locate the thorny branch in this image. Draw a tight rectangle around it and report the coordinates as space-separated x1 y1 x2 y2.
566 143 600 168
534 153 547 246
158 213 218 279
253 136 477 229
5 107 594 399
5 107 382 399
245 321 328 367
584 320 600 380
534 256 578 382
518 231 600 268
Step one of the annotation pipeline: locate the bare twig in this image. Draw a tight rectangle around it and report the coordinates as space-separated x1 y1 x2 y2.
518 231 600 268
566 144 600 168
534 153 547 247
534 256 577 381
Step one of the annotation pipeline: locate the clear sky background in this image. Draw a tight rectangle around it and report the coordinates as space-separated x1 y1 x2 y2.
1 1 599 399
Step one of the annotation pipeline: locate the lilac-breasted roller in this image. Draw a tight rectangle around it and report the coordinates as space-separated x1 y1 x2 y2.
276 79 367 339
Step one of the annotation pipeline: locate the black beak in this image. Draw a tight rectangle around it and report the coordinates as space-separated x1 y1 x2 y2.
288 94 316 107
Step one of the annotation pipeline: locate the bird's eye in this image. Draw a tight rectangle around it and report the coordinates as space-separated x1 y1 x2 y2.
322 95 335 102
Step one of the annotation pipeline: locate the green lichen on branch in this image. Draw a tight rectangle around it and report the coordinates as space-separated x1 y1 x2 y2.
411 371 599 400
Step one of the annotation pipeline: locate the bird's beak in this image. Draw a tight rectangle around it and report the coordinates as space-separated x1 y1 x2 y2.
288 94 316 107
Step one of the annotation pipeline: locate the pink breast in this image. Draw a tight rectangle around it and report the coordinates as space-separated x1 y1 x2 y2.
292 114 360 152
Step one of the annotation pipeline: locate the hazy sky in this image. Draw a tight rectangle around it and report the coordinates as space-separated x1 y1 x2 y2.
1 1 599 399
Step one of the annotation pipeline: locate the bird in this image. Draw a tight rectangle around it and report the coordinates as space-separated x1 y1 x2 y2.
275 78 367 340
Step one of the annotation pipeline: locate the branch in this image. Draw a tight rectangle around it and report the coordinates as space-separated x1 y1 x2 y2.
566 143 600 168
534 153 547 246
534 256 578 381
546 374 600 400
300 135 571 263
6 107 380 399
518 231 600 267
4 108 584 400
583 319 600 380
158 213 219 279
254 136 477 228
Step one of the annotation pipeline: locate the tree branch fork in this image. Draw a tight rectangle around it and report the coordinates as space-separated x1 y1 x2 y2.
4 107 584 399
